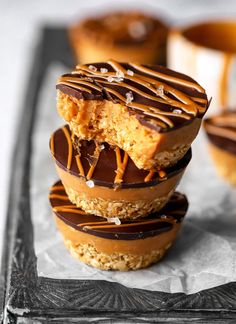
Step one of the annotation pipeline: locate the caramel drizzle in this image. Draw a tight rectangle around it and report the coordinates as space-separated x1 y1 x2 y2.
81 217 176 230
49 194 70 201
51 184 65 191
53 206 87 215
144 169 155 182
62 126 73 169
50 184 179 230
129 63 204 93
58 59 207 129
144 169 167 182
99 79 193 120
75 143 101 179
75 155 85 176
50 134 55 155
54 202 176 229
114 147 129 184
53 127 168 184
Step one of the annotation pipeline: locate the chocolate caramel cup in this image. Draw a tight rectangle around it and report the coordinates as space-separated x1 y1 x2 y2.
56 60 209 170
50 125 191 219
204 111 236 186
49 181 188 271
68 11 168 64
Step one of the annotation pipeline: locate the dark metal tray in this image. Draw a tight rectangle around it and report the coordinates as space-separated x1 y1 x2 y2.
1 27 236 323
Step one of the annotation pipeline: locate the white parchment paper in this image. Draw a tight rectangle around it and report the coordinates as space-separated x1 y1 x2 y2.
31 64 236 294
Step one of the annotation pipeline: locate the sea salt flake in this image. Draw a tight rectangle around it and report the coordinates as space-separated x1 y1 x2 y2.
161 215 168 219
114 77 124 82
100 144 105 150
86 180 95 188
107 217 121 225
127 69 134 76
126 91 134 104
88 65 97 72
116 70 125 79
156 85 164 96
107 76 114 82
100 68 108 74
173 109 182 114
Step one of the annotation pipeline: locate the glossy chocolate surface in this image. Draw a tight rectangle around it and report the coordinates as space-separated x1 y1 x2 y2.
50 125 192 189
56 61 209 133
49 181 188 240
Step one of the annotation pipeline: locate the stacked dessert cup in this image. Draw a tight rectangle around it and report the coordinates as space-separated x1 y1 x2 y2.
49 60 209 271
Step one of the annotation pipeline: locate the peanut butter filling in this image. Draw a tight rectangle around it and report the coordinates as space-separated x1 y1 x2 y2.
57 94 200 170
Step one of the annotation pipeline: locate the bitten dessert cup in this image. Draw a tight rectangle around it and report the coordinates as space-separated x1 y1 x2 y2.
57 60 209 170
69 11 168 64
204 111 236 186
49 181 188 271
50 125 192 219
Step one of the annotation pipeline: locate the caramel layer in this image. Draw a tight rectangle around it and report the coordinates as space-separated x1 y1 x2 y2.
56 165 184 201
55 216 180 255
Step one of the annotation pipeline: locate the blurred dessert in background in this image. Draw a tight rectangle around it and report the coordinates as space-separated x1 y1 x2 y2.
69 11 168 64
168 20 236 115
204 111 236 186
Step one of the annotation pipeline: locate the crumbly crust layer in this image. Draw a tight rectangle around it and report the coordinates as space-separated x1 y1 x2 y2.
64 183 173 219
64 240 171 271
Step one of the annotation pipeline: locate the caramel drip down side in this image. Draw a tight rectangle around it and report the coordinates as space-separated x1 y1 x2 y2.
57 60 208 130
220 53 233 110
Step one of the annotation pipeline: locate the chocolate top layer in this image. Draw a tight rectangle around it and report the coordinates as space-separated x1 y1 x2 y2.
50 125 192 189
74 12 167 46
56 60 209 132
50 181 188 240
204 111 236 155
